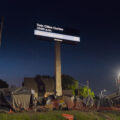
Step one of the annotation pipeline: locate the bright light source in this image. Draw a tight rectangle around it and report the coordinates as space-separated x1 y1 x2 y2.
34 30 80 42
103 89 106 92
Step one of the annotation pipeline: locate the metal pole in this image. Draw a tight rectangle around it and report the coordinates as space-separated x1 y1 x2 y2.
0 17 4 47
55 41 62 96
86 80 89 96
87 80 89 88
117 73 120 92
115 78 118 90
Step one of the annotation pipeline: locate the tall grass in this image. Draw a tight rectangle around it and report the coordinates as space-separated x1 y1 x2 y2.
0 111 120 120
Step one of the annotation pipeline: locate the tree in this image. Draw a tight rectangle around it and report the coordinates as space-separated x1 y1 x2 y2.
78 86 95 98
62 74 79 95
0 79 9 88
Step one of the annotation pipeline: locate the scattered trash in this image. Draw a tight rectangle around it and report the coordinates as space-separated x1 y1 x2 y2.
62 114 74 120
8 109 14 114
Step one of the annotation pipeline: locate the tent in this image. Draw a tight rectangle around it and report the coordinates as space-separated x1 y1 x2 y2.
11 87 31 111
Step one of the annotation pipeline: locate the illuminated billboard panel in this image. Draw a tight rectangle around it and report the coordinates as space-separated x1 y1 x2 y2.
34 23 80 43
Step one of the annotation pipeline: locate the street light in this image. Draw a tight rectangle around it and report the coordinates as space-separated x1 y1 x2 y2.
116 72 120 91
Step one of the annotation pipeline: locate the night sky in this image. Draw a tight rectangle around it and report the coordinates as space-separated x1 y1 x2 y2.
0 1 120 94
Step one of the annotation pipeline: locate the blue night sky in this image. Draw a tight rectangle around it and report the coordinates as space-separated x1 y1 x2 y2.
0 1 120 94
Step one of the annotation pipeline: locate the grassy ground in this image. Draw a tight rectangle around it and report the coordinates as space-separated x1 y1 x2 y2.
0 111 120 120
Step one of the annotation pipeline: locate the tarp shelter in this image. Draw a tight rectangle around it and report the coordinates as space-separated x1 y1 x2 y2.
0 90 11 112
0 87 32 111
11 87 31 111
0 88 16 111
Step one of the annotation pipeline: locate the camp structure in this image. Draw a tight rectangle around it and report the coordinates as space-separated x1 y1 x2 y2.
105 90 120 107
11 87 31 111
0 87 32 112
0 89 12 112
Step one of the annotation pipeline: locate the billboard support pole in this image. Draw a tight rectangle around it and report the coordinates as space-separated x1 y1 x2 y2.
55 40 62 96
34 23 80 97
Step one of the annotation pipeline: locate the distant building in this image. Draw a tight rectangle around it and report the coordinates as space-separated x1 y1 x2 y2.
23 76 55 97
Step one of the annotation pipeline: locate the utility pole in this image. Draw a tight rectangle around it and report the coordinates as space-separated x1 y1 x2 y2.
0 17 4 47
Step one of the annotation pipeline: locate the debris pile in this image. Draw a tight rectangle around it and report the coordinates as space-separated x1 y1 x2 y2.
0 87 120 113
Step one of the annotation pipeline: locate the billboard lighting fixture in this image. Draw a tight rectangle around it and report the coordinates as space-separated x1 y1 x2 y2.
34 30 80 42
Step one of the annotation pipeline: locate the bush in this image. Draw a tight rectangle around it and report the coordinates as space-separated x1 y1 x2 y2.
78 86 95 98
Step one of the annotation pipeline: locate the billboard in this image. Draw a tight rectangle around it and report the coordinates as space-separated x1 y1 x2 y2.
34 23 80 43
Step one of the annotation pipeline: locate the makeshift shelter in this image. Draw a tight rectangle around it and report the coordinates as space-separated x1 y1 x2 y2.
0 88 15 111
0 90 11 112
11 87 31 111
0 87 32 111
83 96 94 107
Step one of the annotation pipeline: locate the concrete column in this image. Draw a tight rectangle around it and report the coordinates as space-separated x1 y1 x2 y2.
55 41 62 96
